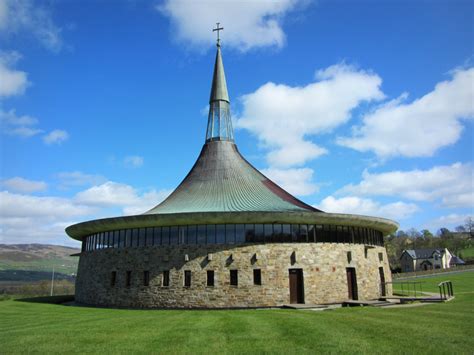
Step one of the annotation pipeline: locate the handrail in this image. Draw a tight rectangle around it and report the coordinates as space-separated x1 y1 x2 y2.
384 281 423 297
438 281 454 300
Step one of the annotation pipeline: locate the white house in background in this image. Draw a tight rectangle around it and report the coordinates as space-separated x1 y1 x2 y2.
400 248 454 272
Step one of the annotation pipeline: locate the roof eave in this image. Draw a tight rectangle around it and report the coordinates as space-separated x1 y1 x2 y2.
66 211 399 241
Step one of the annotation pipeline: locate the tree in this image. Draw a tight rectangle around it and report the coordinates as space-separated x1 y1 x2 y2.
437 227 450 237
420 229 434 248
465 217 473 237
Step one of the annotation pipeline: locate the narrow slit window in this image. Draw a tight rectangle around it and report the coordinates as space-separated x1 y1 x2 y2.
378 253 383 262
125 271 131 287
253 269 262 285
143 270 150 286
162 270 170 287
184 270 191 287
230 270 238 286
111 271 116 287
207 270 215 287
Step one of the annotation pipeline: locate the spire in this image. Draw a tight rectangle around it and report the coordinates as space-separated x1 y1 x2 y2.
206 24 234 142
209 45 230 103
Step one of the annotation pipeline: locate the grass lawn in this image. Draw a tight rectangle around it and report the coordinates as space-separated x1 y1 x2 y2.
459 246 474 260
391 271 472 297
0 272 473 354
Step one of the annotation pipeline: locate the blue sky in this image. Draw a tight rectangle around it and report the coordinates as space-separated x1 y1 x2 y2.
0 0 472 246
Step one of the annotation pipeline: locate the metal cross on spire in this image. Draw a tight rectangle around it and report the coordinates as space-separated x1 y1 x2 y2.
213 22 224 46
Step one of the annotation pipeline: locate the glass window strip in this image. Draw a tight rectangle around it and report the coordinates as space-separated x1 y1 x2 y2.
84 224 384 249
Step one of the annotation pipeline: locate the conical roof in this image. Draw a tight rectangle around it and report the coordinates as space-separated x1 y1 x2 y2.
145 44 319 215
209 46 229 103
64 37 402 243
145 140 318 214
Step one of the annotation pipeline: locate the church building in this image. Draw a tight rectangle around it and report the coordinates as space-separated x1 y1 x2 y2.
66 32 398 308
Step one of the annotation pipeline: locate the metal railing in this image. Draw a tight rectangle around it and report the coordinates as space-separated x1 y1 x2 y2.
438 281 454 300
384 281 424 297
392 264 474 279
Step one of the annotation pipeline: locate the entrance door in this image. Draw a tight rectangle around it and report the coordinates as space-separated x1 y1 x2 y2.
289 269 304 304
346 267 358 300
379 267 386 296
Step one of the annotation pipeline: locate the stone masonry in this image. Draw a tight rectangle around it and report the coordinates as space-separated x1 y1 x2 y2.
75 243 392 308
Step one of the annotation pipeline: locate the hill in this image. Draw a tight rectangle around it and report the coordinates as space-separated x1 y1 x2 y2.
0 244 79 282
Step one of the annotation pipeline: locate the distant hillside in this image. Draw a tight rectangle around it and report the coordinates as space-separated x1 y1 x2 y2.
0 244 80 282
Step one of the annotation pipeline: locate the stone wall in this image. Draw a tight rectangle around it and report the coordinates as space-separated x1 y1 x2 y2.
75 243 392 308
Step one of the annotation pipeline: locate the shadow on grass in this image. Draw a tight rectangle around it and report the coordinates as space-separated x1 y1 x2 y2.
15 295 75 304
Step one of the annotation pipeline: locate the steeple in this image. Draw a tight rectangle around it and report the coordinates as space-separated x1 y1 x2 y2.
206 24 234 142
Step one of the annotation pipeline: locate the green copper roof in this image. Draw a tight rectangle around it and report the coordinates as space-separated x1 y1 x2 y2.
146 44 319 215
145 141 319 214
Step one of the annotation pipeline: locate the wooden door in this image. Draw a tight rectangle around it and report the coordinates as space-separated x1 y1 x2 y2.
289 269 304 304
346 268 358 300
379 267 386 296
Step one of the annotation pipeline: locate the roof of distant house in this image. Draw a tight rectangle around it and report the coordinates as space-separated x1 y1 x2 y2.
402 248 448 259
450 255 466 265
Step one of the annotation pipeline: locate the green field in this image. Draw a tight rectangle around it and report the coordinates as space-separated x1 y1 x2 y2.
0 244 79 282
0 272 473 354
459 246 474 260
0 257 77 276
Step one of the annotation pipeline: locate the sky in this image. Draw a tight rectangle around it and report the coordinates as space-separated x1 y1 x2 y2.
0 0 473 247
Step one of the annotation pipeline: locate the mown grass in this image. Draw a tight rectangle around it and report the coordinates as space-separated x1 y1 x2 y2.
0 272 473 354
392 271 473 296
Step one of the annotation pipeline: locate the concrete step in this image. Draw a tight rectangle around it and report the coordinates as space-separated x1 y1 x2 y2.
343 299 394 307
282 304 329 309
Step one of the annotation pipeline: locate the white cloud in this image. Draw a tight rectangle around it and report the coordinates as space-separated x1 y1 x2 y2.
75 182 140 207
236 63 384 167
0 191 93 219
261 167 317 196
267 141 327 168
2 177 47 193
74 181 171 215
0 0 63 52
1 110 69 144
318 196 419 220
0 51 29 97
43 129 69 145
122 189 172 215
338 162 473 208
338 67 474 158
157 0 308 51
0 217 80 246
56 171 107 188
124 155 144 168
0 180 172 244
0 108 43 137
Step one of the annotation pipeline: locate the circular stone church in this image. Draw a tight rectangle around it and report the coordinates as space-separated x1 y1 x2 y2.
66 40 398 308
